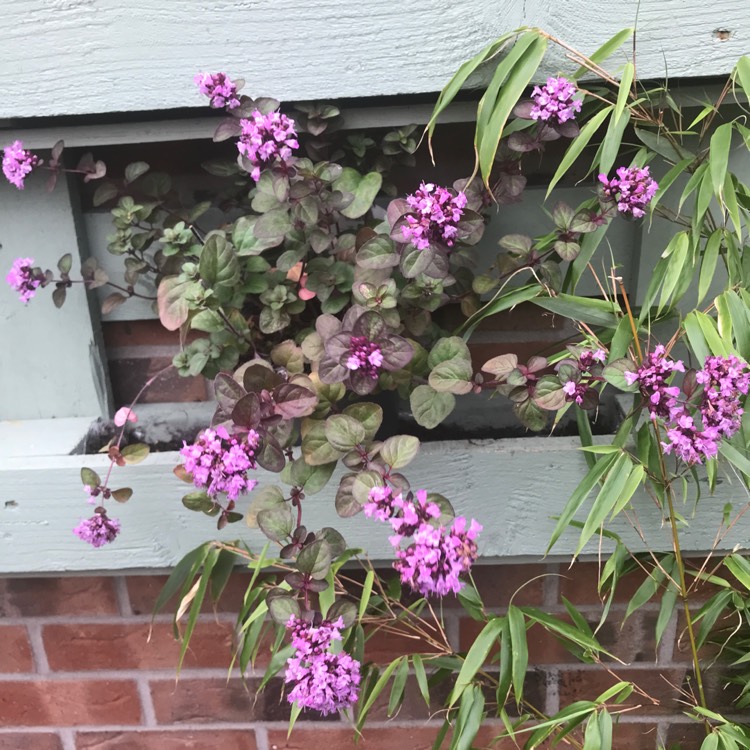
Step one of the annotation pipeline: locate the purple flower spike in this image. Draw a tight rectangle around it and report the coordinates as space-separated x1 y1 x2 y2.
530 76 582 125
394 514 482 597
402 182 467 250
73 512 121 548
598 165 658 218
6 257 42 303
2 141 41 190
285 615 360 715
194 72 241 110
237 110 299 181
180 426 260 500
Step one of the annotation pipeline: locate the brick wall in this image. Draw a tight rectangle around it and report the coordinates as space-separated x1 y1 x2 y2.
0 562 729 750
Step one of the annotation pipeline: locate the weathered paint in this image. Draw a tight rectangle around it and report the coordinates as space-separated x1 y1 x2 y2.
0 435 746 573
0 1 746 119
0 176 111 420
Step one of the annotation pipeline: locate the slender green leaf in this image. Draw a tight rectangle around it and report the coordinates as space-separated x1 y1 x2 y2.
548 453 619 552
449 616 504 707
507 606 528 705
698 230 723 305
547 106 613 197
573 28 634 78
710 122 733 197
412 654 431 707
478 34 548 182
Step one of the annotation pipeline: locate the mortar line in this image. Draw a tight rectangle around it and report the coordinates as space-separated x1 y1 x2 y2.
25 622 50 674
136 676 158 727
59 728 76 750
255 725 270 750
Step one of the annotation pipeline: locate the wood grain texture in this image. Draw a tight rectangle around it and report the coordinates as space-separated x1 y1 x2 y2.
0 176 111 419
1 438 747 572
0 1 745 119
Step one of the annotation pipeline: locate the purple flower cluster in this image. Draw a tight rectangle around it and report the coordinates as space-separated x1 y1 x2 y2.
194 72 240 110
697 355 750 437
345 336 384 380
530 77 582 125
627 349 750 464
237 110 299 181
624 345 684 419
395 516 482 597
284 615 361 715
180 426 260 501
598 166 658 218
562 380 589 405
2 140 41 190
6 257 42 303
73 512 121 548
402 182 467 251
365 487 481 597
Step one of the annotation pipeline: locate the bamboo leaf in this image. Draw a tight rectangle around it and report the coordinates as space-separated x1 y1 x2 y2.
427 32 517 141
412 654 431 707
613 62 634 122
387 657 410 716
548 453 619 552
547 106 613 198
449 616 504 707
477 34 548 183
507 606 528 706
533 294 620 328
573 28 634 78
710 122 733 197
698 230 722 305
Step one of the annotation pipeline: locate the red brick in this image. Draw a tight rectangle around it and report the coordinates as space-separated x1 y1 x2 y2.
558 562 651 606
103 320 203 349
0 679 140 726
0 626 33 673
469 563 546 608
150 678 290 724
363 626 441 664
126 572 255 616
269 727 443 750
43 621 235 671
76 730 257 749
0 577 118 617
558 667 688 716
108 356 208 404
665 721 710 749
0 733 63 750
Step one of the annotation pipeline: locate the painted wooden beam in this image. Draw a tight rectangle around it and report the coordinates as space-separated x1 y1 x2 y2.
0 1 745 119
0 433 747 573
0 176 111 419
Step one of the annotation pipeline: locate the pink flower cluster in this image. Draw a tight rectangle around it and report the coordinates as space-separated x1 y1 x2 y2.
6 257 41 303
624 345 684 420
530 77 582 125
73 512 121 548
2 140 41 190
562 349 606 406
237 110 299 181
194 72 241 110
626 348 750 464
598 165 658 218
403 182 467 251
365 487 481 597
345 336 383 380
180 426 260 501
285 615 361 715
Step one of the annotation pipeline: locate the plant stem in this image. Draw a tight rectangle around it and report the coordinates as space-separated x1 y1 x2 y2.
654 424 710 729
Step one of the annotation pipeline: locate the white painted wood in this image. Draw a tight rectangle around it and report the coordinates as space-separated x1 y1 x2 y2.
0 176 111 419
0 1 745 119
0 417 95 458
0 438 747 573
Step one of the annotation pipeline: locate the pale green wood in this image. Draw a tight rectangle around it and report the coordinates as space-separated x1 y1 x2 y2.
0 176 111 419
0 435 747 573
0 1 745 119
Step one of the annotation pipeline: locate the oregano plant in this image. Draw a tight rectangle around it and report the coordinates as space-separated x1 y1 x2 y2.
6 26 750 749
